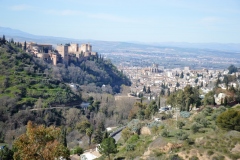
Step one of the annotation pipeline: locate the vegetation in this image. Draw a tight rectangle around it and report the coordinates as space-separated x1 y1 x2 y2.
98 137 118 160
0 40 81 108
167 85 201 111
0 37 132 151
1 36 240 159
216 109 240 131
13 121 70 160
0 145 13 160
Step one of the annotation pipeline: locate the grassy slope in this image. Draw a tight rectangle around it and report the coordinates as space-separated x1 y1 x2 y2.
0 43 81 110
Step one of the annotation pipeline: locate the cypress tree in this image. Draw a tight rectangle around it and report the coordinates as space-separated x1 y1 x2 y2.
24 41 27 51
60 128 67 147
158 96 161 108
2 35 6 44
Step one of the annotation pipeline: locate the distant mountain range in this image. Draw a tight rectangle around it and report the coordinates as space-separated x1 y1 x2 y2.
0 26 240 52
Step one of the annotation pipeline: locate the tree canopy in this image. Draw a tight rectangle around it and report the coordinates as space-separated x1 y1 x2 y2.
228 64 238 74
167 85 201 111
98 137 118 160
216 109 240 131
13 121 70 160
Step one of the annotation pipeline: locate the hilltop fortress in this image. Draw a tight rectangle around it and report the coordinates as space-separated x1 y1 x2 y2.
22 42 98 65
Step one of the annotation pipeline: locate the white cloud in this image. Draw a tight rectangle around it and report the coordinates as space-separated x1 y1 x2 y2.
88 13 137 23
45 9 84 16
200 17 222 25
10 4 32 11
45 9 139 23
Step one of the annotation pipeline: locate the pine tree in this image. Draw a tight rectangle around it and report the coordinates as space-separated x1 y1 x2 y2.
98 137 118 160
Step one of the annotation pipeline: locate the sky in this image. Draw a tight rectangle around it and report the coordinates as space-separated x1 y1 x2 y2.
0 0 240 43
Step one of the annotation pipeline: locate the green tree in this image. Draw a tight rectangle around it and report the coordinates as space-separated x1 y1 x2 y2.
148 100 158 116
176 82 180 87
216 109 240 131
160 89 165 96
77 120 91 134
102 131 109 139
72 146 83 155
3 77 10 89
228 64 238 74
158 96 161 108
180 72 184 78
147 86 151 93
86 127 93 146
60 127 67 147
177 121 185 129
93 129 103 144
93 101 101 112
224 97 227 106
175 130 189 140
161 129 170 137
98 137 118 160
23 41 27 51
2 35 6 44
143 86 146 93
0 146 13 160
191 122 202 133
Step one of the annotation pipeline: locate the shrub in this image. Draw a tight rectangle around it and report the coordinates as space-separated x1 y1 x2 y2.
71 146 83 155
175 130 189 140
211 155 225 160
169 154 183 160
207 150 214 156
191 122 202 133
121 127 133 142
190 156 199 160
154 150 164 157
161 129 170 137
203 106 213 116
126 144 135 151
127 134 139 144
177 121 185 129
216 109 240 131
185 138 194 145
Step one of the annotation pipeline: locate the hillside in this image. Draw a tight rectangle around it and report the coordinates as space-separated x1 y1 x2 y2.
55 53 131 93
0 38 130 111
0 41 81 110
0 37 131 146
109 105 240 160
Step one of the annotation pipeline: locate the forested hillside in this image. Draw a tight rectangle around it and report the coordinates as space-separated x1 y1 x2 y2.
0 37 131 149
0 40 81 110
50 52 131 93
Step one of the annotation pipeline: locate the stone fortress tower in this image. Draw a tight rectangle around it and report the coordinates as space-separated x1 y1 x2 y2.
23 41 97 66
68 43 97 57
57 44 69 65
68 43 79 53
